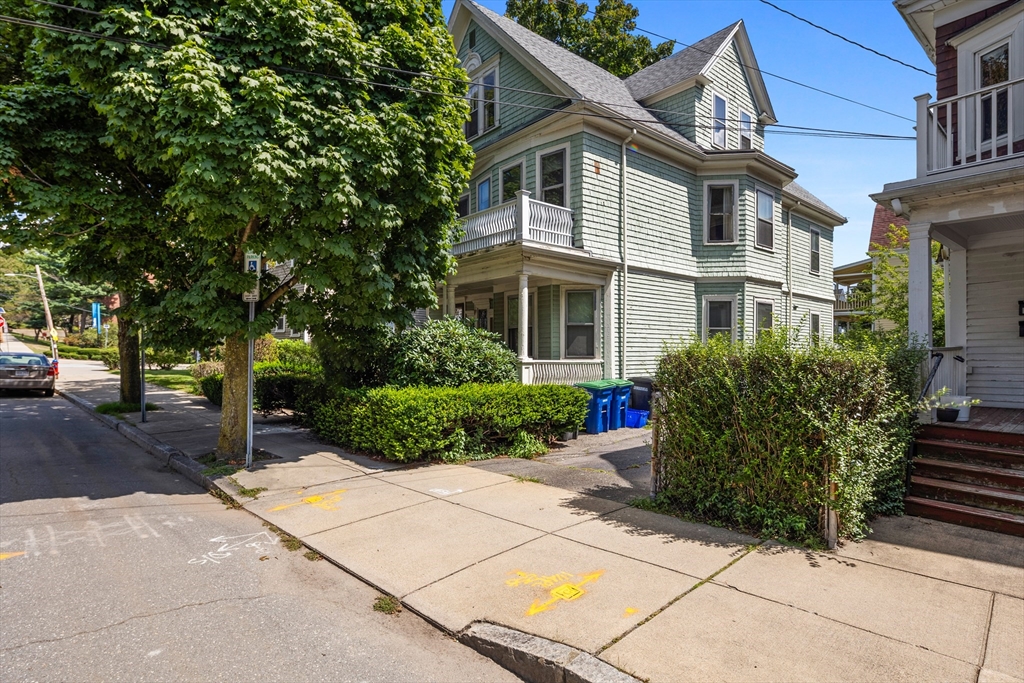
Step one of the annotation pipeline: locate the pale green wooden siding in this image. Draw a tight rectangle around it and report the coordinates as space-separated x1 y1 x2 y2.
744 281 783 341
743 184 785 283
626 271 696 376
646 89 699 144
694 174 751 276
457 21 561 152
491 291 504 338
790 214 835 302
793 295 834 344
536 285 560 360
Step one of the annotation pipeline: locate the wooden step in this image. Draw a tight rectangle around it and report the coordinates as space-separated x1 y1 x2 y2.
904 496 1024 537
919 424 1024 449
913 457 1024 492
914 438 1024 469
909 475 1024 514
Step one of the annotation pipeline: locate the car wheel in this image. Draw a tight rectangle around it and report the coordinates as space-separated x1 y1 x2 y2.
43 388 55 397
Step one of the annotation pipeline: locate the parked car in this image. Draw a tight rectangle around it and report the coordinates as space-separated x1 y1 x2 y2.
0 352 56 396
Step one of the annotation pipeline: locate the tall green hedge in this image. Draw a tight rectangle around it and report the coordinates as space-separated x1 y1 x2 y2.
653 334 922 543
299 383 589 463
198 362 318 415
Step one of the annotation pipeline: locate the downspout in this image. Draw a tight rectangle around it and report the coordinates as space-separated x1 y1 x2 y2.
787 201 800 333
620 128 636 379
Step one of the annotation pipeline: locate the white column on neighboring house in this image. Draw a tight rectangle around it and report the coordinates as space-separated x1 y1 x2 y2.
907 222 933 347
446 285 456 318
518 273 529 360
945 246 967 348
915 93 931 176
515 190 530 242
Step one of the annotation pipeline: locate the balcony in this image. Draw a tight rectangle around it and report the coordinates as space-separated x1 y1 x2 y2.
520 359 604 385
834 290 871 314
917 78 1024 175
453 190 575 256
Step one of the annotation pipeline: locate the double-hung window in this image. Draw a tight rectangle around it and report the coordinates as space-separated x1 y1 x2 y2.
464 67 498 140
979 43 1009 143
810 228 821 273
565 291 596 358
457 194 470 218
811 313 821 345
712 94 727 148
740 112 753 150
755 301 773 338
756 190 774 249
501 162 522 203
704 297 735 341
539 148 566 207
706 184 735 243
477 178 490 211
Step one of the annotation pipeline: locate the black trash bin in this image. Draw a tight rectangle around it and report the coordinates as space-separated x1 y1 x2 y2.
628 376 655 412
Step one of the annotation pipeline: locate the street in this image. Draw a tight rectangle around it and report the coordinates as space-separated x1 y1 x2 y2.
0 391 519 683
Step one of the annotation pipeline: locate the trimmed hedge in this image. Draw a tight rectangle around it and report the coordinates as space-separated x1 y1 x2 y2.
198 362 318 415
301 383 589 463
199 374 224 407
386 318 517 387
653 333 922 544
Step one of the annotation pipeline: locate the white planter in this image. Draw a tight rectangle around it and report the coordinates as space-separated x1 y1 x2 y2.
943 395 973 422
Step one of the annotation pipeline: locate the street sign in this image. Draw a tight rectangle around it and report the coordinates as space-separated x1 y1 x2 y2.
92 302 101 332
243 252 261 303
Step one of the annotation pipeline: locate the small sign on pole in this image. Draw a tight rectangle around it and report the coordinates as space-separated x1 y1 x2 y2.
243 253 260 469
243 253 261 303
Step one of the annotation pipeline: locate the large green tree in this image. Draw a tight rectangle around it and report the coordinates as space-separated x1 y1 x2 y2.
30 0 472 456
867 224 945 346
506 0 673 77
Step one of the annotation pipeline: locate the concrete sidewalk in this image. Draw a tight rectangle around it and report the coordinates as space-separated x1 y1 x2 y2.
50 360 1024 683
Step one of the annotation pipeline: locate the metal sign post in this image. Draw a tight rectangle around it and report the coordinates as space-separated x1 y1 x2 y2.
243 253 261 470
139 326 147 423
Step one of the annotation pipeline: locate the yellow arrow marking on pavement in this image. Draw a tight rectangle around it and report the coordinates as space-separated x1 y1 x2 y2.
269 489 347 512
0 551 26 561
525 570 604 616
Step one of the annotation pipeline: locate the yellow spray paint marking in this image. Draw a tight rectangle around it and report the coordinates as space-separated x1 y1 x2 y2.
623 607 638 617
0 551 26 561
269 489 347 512
516 570 605 616
506 571 574 589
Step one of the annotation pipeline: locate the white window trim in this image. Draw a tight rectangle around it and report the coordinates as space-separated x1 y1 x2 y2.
809 226 822 275
560 287 599 359
499 160 524 204
739 110 754 150
711 90 729 149
753 298 775 338
754 185 776 252
534 142 571 208
465 55 501 141
810 312 822 345
702 179 740 245
702 294 738 342
476 175 492 212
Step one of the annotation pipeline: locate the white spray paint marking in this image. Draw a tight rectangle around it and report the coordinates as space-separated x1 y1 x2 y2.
428 488 464 496
1 515 197 557
187 532 278 566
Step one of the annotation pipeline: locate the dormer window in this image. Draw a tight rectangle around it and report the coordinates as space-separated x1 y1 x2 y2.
465 66 498 140
740 112 753 150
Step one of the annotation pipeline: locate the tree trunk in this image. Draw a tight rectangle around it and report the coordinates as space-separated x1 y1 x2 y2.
118 317 141 405
217 331 248 458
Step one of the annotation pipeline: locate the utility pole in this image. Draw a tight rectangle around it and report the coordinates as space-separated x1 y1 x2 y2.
35 265 59 362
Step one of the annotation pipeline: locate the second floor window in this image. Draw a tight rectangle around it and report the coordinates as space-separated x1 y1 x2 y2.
477 178 490 211
740 112 753 150
810 228 821 273
713 94 727 148
979 43 1009 142
540 149 566 207
465 67 498 140
501 163 522 203
756 190 774 249
707 185 735 243
457 194 469 218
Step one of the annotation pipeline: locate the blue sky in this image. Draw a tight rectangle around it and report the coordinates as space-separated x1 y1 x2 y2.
441 0 935 267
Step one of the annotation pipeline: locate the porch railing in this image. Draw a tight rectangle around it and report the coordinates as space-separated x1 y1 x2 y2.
520 359 604 385
917 78 1024 174
833 291 871 313
926 346 967 397
453 190 574 256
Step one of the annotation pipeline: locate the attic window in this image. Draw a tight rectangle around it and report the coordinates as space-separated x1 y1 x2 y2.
465 66 498 140
712 94 727 148
740 112 753 150
469 30 476 49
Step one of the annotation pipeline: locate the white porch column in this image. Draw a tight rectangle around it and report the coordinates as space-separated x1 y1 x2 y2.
915 93 931 177
445 285 456 318
908 222 933 347
518 273 532 385
515 190 531 242
945 246 967 348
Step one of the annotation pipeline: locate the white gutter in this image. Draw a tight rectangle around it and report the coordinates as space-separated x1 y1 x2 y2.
620 128 636 379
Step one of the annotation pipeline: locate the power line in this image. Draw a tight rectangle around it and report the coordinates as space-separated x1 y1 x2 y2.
547 0 915 123
756 0 934 77
0 13 912 142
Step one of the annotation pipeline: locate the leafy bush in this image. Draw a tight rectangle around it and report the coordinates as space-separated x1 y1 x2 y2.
254 335 279 364
199 363 319 414
146 347 190 370
99 348 119 369
191 361 224 380
652 333 920 544
64 328 105 348
200 374 224 407
302 383 588 463
276 339 318 368
387 318 517 387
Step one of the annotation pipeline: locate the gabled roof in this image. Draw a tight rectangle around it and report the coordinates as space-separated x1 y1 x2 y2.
449 0 698 149
783 181 846 225
625 20 776 123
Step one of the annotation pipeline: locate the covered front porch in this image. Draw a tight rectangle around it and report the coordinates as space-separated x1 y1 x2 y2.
439 243 619 385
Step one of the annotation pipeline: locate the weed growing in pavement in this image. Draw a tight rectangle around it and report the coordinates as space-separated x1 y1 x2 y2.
201 464 241 478
96 401 160 418
512 475 543 484
303 550 323 562
373 595 401 615
209 488 241 509
263 522 304 551
196 453 217 464
227 477 266 499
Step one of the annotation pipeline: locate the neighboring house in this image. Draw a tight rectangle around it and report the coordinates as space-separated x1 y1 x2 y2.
442 0 846 385
871 0 1024 410
266 260 310 342
833 204 909 334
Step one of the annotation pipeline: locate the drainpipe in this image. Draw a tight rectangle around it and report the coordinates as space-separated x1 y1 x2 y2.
620 128 636 379
787 201 800 333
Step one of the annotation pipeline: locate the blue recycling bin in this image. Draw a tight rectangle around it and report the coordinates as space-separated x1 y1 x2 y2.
607 380 634 430
575 381 615 433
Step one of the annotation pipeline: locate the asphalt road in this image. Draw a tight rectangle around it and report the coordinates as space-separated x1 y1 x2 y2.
0 392 519 683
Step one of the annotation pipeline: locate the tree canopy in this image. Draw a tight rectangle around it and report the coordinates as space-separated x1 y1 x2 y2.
506 0 674 77
867 224 945 346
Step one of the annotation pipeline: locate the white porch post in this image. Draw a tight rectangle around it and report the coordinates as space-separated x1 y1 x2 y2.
515 190 531 242
915 93 931 177
908 222 933 347
945 246 967 348
518 273 532 384
446 285 456 318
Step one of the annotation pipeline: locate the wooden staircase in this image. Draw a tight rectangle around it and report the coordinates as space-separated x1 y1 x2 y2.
905 424 1024 537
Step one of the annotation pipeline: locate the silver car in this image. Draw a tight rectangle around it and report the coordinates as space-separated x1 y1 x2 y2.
0 352 56 396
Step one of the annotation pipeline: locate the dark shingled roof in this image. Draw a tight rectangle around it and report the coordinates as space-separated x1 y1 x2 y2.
783 181 846 224
625 22 741 102
468 1 697 149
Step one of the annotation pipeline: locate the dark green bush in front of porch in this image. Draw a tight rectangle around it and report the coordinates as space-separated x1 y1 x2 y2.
298 383 589 462
653 333 923 544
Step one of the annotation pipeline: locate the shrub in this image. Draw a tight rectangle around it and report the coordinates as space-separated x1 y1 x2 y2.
276 339 318 368
200 374 224 407
652 333 918 544
301 383 588 463
64 328 105 348
199 364 319 414
254 335 279 364
146 347 190 370
387 318 517 387
191 361 224 380
99 348 119 369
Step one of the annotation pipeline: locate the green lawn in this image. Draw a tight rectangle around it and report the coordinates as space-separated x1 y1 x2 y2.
109 368 201 395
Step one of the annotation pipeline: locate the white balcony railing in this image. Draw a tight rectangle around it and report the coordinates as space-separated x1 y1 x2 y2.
834 291 871 313
917 78 1024 174
453 190 574 256
520 359 604 385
